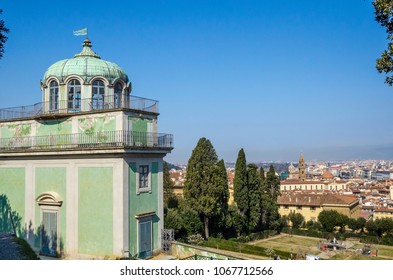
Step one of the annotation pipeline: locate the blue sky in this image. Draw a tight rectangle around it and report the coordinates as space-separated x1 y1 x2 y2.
0 0 392 163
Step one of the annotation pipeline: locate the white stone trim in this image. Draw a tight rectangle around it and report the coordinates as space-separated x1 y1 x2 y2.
112 159 124 256
157 160 164 250
25 162 35 246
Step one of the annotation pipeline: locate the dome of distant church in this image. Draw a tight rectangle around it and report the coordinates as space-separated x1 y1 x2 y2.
42 39 129 84
322 171 334 179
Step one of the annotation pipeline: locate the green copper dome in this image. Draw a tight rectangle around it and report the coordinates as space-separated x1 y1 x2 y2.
42 39 129 84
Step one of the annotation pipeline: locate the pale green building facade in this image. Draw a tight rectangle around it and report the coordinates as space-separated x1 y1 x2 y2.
0 39 173 259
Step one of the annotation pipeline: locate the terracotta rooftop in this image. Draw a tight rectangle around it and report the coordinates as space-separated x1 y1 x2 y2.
374 207 393 213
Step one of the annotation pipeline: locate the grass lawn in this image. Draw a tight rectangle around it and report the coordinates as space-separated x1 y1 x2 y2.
253 235 322 256
251 233 393 260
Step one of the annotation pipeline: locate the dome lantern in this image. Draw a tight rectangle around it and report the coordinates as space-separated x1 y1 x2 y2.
41 39 129 85
40 39 132 114
74 38 101 59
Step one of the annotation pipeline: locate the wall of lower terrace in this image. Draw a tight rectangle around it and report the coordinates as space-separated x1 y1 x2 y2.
0 168 25 236
0 158 125 258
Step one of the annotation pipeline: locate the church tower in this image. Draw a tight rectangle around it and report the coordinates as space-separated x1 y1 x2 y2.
299 153 306 181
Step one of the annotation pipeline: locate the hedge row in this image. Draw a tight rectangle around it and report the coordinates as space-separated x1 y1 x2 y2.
201 237 292 259
229 230 278 243
360 235 393 246
282 227 393 246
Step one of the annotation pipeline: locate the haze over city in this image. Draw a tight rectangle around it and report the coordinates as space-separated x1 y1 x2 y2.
1 0 393 163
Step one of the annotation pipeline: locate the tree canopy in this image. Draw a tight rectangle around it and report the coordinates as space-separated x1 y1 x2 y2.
373 0 393 85
318 210 349 232
261 165 281 230
234 148 248 216
0 9 9 59
183 137 228 239
247 163 261 231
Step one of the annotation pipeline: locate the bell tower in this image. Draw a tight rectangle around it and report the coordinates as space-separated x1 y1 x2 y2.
299 153 306 181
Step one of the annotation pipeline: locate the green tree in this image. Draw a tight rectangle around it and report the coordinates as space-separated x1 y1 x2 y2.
183 137 227 240
259 166 265 182
347 218 358 231
374 218 393 237
208 159 230 237
357 217 367 233
0 9 9 59
164 204 203 241
216 159 230 218
318 210 338 232
317 210 348 232
258 166 267 230
163 161 177 209
226 204 247 237
372 0 393 85
365 219 378 236
164 208 184 238
262 165 281 230
288 212 305 229
234 148 248 217
247 163 261 232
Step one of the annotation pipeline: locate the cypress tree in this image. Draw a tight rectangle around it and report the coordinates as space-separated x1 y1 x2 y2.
263 165 281 229
208 159 230 236
216 159 229 216
259 166 267 228
259 166 265 182
247 163 261 232
234 148 248 217
184 137 226 239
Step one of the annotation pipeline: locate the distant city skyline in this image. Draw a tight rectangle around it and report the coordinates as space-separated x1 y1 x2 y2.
1 1 393 163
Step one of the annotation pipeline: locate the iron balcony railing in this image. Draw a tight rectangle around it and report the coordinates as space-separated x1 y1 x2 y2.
0 95 159 121
0 130 173 152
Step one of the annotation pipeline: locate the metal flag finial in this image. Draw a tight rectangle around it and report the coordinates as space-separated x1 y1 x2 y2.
73 28 88 38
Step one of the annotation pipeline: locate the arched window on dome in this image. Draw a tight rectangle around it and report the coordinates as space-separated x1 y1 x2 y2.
114 82 123 108
67 79 81 112
92 80 105 110
49 80 59 111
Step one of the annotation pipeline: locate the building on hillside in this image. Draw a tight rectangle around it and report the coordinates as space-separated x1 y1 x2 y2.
280 179 350 192
0 39 173 259
277 193 360 222
169 169 186 197
280 170 290 180
373 207 393 220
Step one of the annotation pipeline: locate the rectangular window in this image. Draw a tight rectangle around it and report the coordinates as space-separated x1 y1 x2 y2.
139 165 149 189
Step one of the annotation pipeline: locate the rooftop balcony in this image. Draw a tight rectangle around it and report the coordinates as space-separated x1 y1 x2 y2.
0 95 158 121
0 130 173 153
